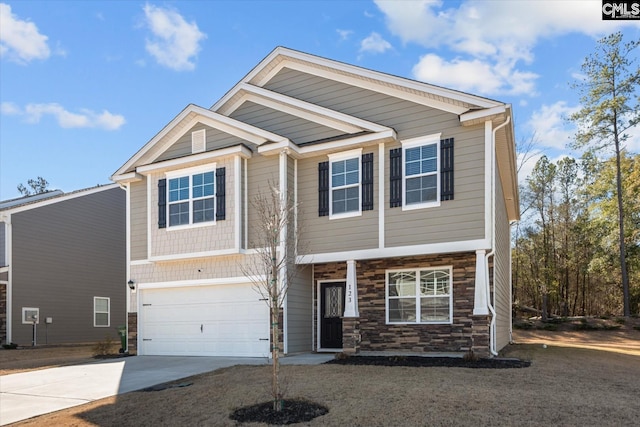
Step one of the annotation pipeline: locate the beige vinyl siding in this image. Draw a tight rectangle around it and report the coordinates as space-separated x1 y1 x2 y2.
494 164 511 351
149 157 236 258
297 149 378 255
0 222 5 266
286 266 313 353
130 179 148 261
386 124 486 247
247 155 280 249
155 124 248 163
230 101 344 144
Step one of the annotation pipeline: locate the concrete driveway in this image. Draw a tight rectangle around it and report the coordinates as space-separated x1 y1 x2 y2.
0 353 333 425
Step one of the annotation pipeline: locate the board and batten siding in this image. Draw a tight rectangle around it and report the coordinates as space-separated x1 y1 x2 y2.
297 148 379 255
10 187 126 345
494 163 511 351
286 266 313 353
130 179 148 261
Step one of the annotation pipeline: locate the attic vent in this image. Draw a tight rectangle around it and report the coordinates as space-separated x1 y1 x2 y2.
192 129 206 154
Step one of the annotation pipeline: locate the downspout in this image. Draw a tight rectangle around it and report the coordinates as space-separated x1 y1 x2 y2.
486 115 511 356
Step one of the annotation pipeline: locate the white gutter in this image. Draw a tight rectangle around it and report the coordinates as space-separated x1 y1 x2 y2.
486 115 511 357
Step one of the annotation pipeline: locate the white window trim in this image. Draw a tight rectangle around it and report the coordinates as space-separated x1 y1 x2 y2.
94 297 110 328
22 307 39 324
328 148 362 220
165 163 217 230
385 266 453 325
401 133 441 211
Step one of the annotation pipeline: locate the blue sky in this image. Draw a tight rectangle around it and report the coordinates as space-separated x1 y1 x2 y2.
1 0 638 200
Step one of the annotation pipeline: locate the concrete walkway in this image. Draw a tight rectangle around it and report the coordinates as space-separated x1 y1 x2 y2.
0 353 333 426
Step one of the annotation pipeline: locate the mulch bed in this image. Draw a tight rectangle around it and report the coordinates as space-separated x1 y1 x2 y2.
325 355 531 369
230 399 329 425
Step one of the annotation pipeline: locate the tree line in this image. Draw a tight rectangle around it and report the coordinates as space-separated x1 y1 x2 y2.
513 32 639 319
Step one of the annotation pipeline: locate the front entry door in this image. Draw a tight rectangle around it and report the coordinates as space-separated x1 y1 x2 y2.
320 282 345 349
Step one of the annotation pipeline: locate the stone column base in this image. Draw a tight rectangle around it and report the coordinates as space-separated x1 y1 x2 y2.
127 312 138 355
342 317 360 355
471 315 490 358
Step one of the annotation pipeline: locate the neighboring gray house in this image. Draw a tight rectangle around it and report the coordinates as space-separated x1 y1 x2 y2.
0 185 126 346
112 47 518 358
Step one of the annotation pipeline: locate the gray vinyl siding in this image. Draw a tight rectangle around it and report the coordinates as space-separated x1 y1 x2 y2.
130 179 148 261
286 265 313 353
230 101 344 144
155 124 248 163
10 187 126 345
386 124 486 246
0 271 7 281
247 155 280 249
0 222 5 267
494 165 511 351
297 149 378 254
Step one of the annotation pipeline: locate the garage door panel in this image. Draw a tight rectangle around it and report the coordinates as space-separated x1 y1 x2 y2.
140 284 270 357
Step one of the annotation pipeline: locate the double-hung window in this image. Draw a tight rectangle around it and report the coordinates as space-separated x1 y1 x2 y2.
166 166 215 227
386 267 452 324
94 297 110 327
328 149 362 218
402 134 440 209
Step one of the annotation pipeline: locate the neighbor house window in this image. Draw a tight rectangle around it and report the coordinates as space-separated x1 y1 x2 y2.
386 267 452 324
94 297 110 327
166 166 215 227
328 149 362 218
402 134 440 209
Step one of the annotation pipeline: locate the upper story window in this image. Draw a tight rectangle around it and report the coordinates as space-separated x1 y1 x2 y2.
328 149 362 218
386 267 452 324
168 171 215 226
389 134 454 210
157 161 225 229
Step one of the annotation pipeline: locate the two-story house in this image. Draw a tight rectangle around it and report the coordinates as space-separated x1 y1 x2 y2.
0 185 126 346
111 47 518 358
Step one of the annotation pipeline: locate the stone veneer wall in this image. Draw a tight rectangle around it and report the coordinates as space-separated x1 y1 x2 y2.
314 252 491 357
0 283 6 344
127 312 137 355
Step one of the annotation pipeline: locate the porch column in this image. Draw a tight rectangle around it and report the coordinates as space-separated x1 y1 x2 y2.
343 260 359 317
473 249 489 315
342 260 360 354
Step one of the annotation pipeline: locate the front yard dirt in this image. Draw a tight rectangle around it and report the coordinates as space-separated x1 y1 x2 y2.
4 323 639 426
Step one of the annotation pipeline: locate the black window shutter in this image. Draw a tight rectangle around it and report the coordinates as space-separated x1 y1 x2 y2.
318 161 329 217
440 138 454 201
389 148 402 208
361 153 374 211
216 167 226 220
158 178 167 228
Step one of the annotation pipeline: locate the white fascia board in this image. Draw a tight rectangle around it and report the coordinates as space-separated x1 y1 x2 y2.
296 239 490 264
459 105 507 125
212 47 500 117
236 84 390 133
111 172 143 184
136 145 252 174
259 128 397 158
138 275 266 290
1 184 120 215
111 104 288 179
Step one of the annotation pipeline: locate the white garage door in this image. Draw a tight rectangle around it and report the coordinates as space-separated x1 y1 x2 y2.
139 283 270 357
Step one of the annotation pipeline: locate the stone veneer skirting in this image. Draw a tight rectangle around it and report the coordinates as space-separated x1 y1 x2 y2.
127 312 137 355
314 252 491 357
0 283 6 344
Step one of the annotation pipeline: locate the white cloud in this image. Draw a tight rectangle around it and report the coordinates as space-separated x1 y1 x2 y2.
374 0 635 96
337 29 353 41
525 101 580 150
143 3 206 71
359 32 392 55
1 102 125 130
0 3 50 64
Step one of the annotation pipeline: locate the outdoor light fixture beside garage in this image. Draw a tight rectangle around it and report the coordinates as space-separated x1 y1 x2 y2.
128 280 135 290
